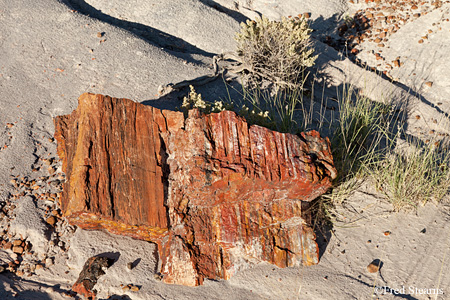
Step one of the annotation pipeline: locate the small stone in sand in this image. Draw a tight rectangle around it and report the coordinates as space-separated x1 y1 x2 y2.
3 241 12 250
46 216 57 226
122 285 130 291
45 258 54 266
367 261 381 273
12 245 24 254
12 239 23 247
130 285 140 292
424 81 433 87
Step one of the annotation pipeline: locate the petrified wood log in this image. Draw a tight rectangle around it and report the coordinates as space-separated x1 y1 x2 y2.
54 93 336 286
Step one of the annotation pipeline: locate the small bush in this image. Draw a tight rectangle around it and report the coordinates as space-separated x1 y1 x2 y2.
238 84 304 133
324 86 450 210
235 15 317 91
330 87 388 183
367 139 450 210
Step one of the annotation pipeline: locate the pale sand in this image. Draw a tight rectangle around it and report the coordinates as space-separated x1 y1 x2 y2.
0 0 449 299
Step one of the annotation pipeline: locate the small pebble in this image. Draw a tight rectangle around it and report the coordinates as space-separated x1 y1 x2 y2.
12 245 24 255
45 258 54 266
367 261 380 273
130 285 140 292
12 239 23 247
46 216 57 226
48 166 56 174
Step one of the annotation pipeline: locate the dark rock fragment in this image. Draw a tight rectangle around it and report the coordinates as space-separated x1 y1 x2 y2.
72 256 109 299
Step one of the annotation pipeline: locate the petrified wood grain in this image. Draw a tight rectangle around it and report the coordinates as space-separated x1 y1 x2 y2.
54 93 336 286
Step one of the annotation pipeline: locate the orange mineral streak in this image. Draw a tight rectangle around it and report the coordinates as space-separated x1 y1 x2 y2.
67 211 169 242
54 93 336 286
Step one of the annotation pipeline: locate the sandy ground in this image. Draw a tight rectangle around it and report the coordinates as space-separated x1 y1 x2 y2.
0 0 449 299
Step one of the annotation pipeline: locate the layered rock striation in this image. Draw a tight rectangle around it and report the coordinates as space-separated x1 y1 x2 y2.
54 93 336 286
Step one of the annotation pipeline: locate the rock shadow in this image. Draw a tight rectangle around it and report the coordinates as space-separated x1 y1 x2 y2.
0 273 69 300
341 274 419 300
95 251 121 267
308 14 449 124
60 0 215 64
197 0 253 24
100 295 132 300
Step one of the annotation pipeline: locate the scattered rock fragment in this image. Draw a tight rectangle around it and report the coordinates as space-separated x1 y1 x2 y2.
424 81 433 87
393 59 400 68
127 262 133 270
367 259 383 273
130 285 140 292
12 245 24 254
46 216 57 226
121 284 140 292
72 256 109 299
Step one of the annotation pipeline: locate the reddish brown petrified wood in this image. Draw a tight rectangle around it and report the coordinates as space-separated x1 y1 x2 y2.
54 93 336 286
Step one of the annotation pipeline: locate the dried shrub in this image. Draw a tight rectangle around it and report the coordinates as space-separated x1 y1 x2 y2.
235 16 317 90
